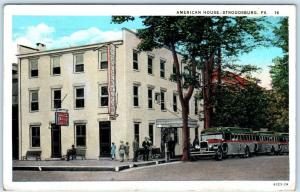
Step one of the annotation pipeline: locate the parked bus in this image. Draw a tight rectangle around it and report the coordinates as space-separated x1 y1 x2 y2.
191 127 288 161
254 131 289 155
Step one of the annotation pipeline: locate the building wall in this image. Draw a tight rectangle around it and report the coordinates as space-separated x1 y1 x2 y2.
18 29 203 160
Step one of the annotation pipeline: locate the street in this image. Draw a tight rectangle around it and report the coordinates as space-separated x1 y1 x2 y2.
13 155 289 181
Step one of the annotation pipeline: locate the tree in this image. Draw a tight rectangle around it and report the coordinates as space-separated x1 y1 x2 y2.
268 17 289 131
112 16 266 160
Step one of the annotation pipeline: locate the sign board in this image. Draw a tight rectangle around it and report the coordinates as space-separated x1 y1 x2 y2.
55 111 69 126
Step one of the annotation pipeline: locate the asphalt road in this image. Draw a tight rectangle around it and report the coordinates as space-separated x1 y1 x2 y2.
13 155 289 181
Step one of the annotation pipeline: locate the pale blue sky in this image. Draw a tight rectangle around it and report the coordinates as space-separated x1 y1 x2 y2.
12 16 285 88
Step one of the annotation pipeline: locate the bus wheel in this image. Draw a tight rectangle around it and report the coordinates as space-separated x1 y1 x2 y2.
243 147 250 158
215 147 223 161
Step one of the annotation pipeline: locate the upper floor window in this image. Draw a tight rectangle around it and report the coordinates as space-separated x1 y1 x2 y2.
99 85 109 107
30 126 40 148
173 93 177 112
30 90 39 112
133 50 139 70
160 59 165 78
74 54 84 73
160 90 166 111
75 123 86 147
75 87 84 108
148 56 153 75
52 89 61 109
100 50 108 69
29 59 38 78
51 56 61 75
148 88 153 109
133 85 139 107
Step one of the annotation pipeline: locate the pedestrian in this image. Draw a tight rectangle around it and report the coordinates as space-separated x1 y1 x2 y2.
132 138 139 162
66 144 76 161
125 142 130 161
142 137 150 161
119 141 125 162
111 142 116 160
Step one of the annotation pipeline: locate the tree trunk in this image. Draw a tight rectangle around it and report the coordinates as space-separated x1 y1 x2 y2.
181 101 190 161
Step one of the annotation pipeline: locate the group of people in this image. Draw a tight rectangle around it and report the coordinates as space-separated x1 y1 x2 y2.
111 137 154 162
110 141 130 162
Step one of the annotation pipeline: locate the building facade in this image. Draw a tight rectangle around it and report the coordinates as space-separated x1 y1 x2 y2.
17 29 203 160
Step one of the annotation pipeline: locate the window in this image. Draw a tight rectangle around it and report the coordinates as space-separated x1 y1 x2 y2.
52 89 61 109
160 90 166 111
133 85 139 107
160 60 165 78
133 50 138 70
173 93 177 112
195 128 199 139
30 126 40 148
148 88 153 109
149 123 154 143
75 124 86 147
74 54 84 72
100 50 108 69
29 59 38 77
148 56 153 74
75 87 84 108
174 128 178 143
173 63 176 74
195 98 198 115
30 90 39 112
134 123 140 145
51 56 60 75
100 85 108 107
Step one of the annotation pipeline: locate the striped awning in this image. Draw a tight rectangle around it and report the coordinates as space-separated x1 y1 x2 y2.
156 118 198 128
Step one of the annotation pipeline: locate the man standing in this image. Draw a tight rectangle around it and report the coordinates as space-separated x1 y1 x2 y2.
132 138 139 162
142 137 150 161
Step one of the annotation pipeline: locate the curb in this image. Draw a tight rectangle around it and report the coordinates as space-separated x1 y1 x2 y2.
13 159 177 172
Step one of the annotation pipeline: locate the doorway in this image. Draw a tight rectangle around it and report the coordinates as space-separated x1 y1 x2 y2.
51 124 61 158
99 121 111 157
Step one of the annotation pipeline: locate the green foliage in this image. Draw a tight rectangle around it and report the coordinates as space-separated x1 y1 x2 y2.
268 17 289 132
212 83 270 130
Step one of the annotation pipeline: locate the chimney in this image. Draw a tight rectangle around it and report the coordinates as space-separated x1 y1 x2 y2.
36 43 46 51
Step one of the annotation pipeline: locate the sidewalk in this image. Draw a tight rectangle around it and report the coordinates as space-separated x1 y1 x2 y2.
13 158 180 172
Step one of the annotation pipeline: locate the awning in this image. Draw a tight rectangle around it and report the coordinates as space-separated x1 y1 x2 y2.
156 118 198 128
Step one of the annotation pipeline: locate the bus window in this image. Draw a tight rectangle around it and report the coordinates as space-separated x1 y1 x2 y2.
224 132 231 140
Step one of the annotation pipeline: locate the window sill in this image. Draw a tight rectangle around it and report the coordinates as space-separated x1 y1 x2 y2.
148 73 154 76
99 106 108 108
99 69 108 71
73 72 85 74
29 110 39 113
161 110 167 112
148 108 154 110
133 69 140 72
30 147 41 150
74 107 85 110
29 76 39 79
133 106 140 108
51 74 61 77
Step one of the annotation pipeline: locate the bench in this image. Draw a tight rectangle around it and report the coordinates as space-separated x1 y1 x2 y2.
22 150 42 161
75 148 86 160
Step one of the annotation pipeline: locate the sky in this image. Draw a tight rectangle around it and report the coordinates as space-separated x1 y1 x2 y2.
12 16 284 89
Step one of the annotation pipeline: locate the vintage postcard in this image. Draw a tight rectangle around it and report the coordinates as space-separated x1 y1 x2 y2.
3 4 296 192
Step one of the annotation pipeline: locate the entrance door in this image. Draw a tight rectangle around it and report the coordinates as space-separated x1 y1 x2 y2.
99 121 111 157
51 124 61 158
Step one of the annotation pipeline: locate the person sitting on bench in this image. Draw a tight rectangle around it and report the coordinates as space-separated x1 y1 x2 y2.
66 145 76 161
